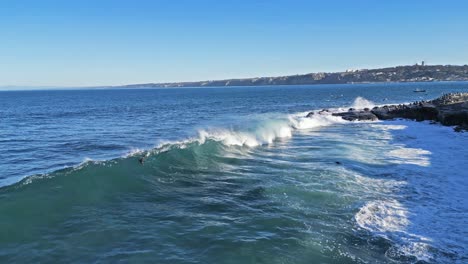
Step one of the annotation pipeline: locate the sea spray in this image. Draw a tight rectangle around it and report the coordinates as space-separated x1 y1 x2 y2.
351 97 376 109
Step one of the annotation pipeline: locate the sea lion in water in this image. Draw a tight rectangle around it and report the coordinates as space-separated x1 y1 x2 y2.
138 157 145 165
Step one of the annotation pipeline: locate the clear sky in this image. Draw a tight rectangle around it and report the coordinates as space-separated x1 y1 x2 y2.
1 0 467 87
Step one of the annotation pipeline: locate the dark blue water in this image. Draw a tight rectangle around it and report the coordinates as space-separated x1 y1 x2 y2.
1 82 467 263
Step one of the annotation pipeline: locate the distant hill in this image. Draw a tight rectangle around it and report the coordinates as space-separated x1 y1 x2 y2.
119 64 468 88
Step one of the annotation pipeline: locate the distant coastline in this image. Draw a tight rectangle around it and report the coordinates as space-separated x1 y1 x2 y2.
2 64 468 91
118 64 468 88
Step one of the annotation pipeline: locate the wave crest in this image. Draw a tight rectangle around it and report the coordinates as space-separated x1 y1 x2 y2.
8 97 374 188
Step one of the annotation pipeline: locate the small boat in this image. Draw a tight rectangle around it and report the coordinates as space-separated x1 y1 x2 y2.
413 89 426 93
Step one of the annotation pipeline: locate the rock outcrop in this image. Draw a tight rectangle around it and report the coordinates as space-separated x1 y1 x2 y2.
370 103 439 121
332 109 378 121
306 93 468 131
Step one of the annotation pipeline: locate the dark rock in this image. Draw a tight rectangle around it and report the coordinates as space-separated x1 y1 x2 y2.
371 103 438 121
454 124 468 132
327 93 468 131
307 93 468 131
431 92 468 106
332 110 378 121
437 102 468 126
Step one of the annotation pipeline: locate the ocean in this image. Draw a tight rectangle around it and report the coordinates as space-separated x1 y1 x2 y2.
1 82 467 263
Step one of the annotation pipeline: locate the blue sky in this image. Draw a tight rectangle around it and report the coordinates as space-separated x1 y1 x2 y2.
1 0 467 87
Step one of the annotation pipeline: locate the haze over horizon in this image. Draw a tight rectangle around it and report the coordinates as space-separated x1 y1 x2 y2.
1 0 467 87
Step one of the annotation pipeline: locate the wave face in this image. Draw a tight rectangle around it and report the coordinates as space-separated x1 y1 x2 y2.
1 83 468 263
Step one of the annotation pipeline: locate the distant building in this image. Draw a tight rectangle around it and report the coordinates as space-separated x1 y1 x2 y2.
414 61 425 67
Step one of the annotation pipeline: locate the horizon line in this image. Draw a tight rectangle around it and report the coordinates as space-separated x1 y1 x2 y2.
2 63 467 90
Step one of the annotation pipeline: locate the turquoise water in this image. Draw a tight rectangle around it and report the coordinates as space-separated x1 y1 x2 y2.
1 82 467 263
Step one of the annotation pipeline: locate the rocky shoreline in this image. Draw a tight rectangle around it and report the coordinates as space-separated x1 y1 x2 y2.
307 93 468 131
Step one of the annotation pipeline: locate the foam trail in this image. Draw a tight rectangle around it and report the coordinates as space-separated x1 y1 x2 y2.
356 199 410 234
356 199 434 262
355 120 468 263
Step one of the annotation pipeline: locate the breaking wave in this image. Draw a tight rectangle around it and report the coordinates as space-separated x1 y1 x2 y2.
351 96 375 109
8 97 373 189
1 96 466 263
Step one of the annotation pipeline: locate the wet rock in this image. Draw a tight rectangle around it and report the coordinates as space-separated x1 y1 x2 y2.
332 110 378 121
437 102 468 126
370 93 468 129
431 92 468 106
319 93 468 132
454 124 468 132
318 109 330 115
371 103 438 121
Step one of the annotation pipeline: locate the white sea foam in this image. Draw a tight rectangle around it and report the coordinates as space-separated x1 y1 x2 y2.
6 95 467 262
351 96 376 109
356 199 410 233
145 109 352 151
369 124 407 130
125 148 146 157
193 111 351 147
387 147 431 167
198 129 263 147
290 113 346 129
120 97 384 160
356 199 435 262
88 96 385 164
355 120 468 262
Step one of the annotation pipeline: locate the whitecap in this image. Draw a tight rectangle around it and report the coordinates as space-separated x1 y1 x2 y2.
351 96 376 109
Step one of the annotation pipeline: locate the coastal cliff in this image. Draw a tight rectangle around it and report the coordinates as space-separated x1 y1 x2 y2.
121 64 468 88
308 93 468 131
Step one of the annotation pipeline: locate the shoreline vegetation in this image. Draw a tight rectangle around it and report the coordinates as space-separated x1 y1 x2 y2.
310 93 468 132
119 64 468 88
